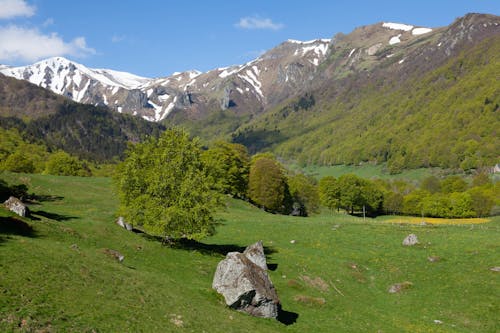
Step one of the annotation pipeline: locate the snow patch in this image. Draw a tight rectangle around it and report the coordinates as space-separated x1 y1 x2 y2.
236 87 243 94
412 27 432 35
383 22 414 31
399 58 405 64
117 106 123 113
348 48 356 58
219 67 239 79
389 34 402 45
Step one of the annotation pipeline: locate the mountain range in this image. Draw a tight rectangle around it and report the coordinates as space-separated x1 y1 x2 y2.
1 13 498 170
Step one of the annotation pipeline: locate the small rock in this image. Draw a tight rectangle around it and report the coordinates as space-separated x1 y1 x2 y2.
103 248 124 262
290 240 296 244
490 267 500 272
4 196 29 217
428 256 441 262
70 244 80 252
388 281 413 293
434 319 443 324
116 216 133 231
402 234 419 246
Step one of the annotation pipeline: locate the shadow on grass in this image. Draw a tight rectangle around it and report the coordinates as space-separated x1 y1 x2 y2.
277 305 299 325
0 216 37 238
135 229 278 257
30 210 77 222
27 194 64 204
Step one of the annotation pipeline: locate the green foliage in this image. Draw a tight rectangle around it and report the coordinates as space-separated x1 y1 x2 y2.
0 128 48 173
287 173 319 216
420 176 441 194
44 151 90 177
441 175 467 194
248 155 291 213
318 176 340 211
114 128 222 240
202 142 250 198
3 151 35 173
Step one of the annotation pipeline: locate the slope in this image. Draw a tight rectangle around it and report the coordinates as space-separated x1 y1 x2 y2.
0 173 498 332
232 32 500 172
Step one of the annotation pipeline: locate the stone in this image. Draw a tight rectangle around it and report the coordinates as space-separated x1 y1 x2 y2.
212 242 280 318
4 196 29 217
103 248 124 262
116 216 133 231
490 267 500 272
402 233 419 246
428 256 441 262
243 240 268 271
388 281 413 293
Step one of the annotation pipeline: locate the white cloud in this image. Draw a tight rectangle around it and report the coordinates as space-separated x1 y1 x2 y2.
0 0 35 19
0 25 96 62
236 16 284 31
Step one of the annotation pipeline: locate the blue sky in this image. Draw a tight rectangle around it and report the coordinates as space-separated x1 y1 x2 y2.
0 0 499 78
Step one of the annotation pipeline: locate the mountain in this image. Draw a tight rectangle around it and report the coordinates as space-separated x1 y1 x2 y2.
0 74 165 161
1 13 498 170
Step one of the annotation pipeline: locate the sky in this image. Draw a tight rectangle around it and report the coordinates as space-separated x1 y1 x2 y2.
0 0 498 78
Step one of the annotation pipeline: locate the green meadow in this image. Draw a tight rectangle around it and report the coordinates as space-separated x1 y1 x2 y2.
1 173 499 332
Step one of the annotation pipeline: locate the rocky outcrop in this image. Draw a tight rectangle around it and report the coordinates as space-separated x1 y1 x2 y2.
212 241 279 318
4 196 29 217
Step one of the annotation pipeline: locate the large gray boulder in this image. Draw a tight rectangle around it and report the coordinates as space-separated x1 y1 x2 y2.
4 196 29 217
212 242 279 318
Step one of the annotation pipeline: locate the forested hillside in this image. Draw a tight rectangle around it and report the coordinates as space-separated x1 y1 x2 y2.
232 35 499 172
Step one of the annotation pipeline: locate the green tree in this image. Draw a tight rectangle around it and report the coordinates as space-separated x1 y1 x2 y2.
318 176 340 212
3 152 35 173
114 128 222 240
44 151 90 176
441 175 467 194
248 155 291 213
467 186 495 217
421 176 441 193
287 173 319 216
202 142 250 198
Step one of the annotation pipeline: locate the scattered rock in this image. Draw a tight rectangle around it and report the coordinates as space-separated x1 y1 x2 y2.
212 241 280 318
428 256 441 262
388 281 413 293
290 240 296 244
243 240 267 270
490 267 500 272
70 244 80 252
402 233 419 246
4 196 29 217
434 319 443 324
103 248 124 262
169 314 183 327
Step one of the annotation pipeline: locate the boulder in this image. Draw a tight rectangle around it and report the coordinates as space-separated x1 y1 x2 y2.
212 242 279 318
402 233 419 246
116 216 133 231
243 240 268 270
4 196 29 217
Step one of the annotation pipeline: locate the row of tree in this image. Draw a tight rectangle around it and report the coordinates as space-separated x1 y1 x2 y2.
318 174 499 218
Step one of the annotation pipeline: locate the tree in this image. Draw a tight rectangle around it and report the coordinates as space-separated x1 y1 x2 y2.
202 142 250 198
288 173 319 216
441 175 467 194
421 176 441 193
248 155 291 213
318 176 340 212
44 151 90 176
467 186 495 217
3 152 35 173
114 128 222 240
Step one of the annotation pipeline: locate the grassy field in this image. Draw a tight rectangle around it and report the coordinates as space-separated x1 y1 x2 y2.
1 173 499 332
292 164 440 182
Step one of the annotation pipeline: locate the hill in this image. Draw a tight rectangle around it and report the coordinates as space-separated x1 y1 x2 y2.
0 74 165 162
0 173 499 332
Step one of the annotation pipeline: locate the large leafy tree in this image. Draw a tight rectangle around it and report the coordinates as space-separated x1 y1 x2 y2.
288 173 319 216
248 154 291 214
202 142 250 198
114 128 222 240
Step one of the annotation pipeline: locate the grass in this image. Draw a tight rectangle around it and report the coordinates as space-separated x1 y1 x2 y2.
1 173 499 332
291 163 438 182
